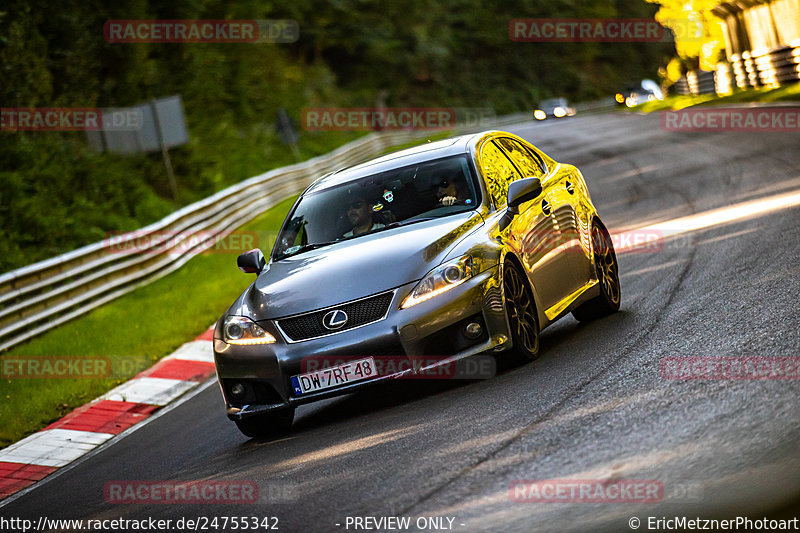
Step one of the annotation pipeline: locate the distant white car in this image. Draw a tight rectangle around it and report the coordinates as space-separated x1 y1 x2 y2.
534 98 576 120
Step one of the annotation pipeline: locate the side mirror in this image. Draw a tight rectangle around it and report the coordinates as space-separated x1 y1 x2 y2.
499 178 543 231
507 177 543 209
237 249 266 274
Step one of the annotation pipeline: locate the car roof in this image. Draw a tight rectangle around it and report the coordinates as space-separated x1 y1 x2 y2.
305 132 486 193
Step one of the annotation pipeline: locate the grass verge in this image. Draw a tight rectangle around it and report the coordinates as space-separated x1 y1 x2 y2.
0 196 297 448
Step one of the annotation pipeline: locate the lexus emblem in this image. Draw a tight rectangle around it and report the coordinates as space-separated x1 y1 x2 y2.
322 309 348 330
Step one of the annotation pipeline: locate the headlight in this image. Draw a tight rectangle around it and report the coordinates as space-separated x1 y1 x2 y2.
223 316 276 345
533 109 546 120
553 107 566 118
401 255 477 309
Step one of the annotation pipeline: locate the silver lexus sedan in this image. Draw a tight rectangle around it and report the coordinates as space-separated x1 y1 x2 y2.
214 130 620 437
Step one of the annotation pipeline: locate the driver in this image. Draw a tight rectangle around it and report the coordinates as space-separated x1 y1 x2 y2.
343 193 385 237
437 174 469 206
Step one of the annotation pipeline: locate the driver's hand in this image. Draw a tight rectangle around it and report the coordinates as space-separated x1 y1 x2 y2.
440 196 457 206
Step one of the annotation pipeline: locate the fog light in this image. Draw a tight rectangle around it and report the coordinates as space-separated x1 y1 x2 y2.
230 382 246 398
464 322 483 340
493 334 508 346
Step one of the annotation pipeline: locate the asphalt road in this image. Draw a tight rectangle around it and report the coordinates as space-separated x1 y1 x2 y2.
3 110 800 532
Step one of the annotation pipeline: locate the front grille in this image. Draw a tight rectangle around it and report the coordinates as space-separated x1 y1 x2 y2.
277 291 394 341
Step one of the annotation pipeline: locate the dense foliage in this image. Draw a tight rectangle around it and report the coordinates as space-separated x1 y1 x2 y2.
0 0 673 272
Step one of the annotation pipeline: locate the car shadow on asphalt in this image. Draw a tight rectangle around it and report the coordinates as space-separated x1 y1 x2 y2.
289 378 475 433
247 309 633 441
494 309 633 373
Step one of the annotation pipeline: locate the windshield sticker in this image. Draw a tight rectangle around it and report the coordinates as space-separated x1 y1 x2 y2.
383 190 394 202
372 203 384 212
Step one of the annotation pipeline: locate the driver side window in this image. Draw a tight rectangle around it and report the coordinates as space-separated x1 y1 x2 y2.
479 141 519 208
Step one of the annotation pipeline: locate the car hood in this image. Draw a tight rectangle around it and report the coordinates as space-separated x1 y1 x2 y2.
236 212 484 320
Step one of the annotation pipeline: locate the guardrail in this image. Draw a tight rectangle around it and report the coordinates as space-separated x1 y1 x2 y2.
715 63 734 95
671 71 716 96
0 112 531 352
670 43 800 97
749 45 800 88
696 44 800 96
687 70 716 95
573 97 617 114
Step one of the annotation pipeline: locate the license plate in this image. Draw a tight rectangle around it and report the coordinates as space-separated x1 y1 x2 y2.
291 357 377 395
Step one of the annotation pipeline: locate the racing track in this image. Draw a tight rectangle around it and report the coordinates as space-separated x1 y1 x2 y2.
2 110 800 532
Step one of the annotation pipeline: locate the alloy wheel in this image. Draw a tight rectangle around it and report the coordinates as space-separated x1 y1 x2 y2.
592 225 620 306
503 264 539 357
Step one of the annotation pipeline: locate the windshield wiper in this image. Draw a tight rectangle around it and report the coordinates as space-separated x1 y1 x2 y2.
386 217 438 229
353 217 438 238
277 240 339 259
366 216 450 235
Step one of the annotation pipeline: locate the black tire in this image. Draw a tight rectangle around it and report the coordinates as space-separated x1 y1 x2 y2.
502 262 540 363
234 408 294 439
572 221 621 322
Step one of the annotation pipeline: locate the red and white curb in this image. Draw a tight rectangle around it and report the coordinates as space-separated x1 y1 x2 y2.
0 327 216 501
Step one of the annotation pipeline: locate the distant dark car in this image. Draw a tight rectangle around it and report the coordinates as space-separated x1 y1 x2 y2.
533 98 576 120
214 131 621 437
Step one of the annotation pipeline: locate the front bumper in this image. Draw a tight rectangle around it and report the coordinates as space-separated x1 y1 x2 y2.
214 265 510 420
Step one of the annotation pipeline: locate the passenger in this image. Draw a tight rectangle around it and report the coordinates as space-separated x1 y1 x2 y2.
343 193 385 237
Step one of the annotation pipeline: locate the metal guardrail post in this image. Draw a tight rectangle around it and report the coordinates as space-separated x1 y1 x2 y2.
714 43 800 94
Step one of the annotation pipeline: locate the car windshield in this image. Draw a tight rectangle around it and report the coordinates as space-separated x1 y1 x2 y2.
541 98 567 108
272 155 478 260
